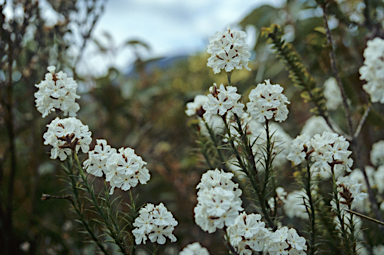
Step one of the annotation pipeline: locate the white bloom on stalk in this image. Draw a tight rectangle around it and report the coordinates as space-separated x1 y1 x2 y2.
359 37 384 103
323 77 342 110
194 169 243 233
202 84 244 121
300 116 332 137
287 132 353 178
83 139 117 177
268 227 307 255
226 212 271 254
185 95 209 117
207 26 251 74
104 147 150 195
336 176 367 206
370 140 384 166
283 189 309 219
132 203 178 245
35 66 80 117
179 242 210 255
247 80 290 123
43 117 92 161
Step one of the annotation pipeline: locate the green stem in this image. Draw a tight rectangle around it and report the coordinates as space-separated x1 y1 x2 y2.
73 153 129 255
305 160 316 255
65 158 110 255
203 120 227 170
331 170 351 253
226 115 275 229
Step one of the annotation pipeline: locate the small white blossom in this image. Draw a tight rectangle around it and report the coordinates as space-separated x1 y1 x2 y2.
323 77 342 110
359 37 384 103
287 132 353 178
283 189 309 219
132 203 177 245
194 169 243 233
268 227 307 255
207 26 251 74
83 139 117 177
202 84 244 121
35 66 80 117
43 117 92 161
105 147 150 195
300 116 332 138
370 140 384 166
185 95 209 117
246 80 290 123
179 242 209 255
227 212 271 254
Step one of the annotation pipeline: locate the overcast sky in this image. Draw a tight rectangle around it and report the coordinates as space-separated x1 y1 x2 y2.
79 0 283 76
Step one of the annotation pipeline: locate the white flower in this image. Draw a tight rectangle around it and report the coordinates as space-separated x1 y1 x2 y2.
337 176 368 205
194 169 243 233
43 117 92 161
288 132 353 177
268 227 307 255
104 147 150 195
185 95 209 117
323 77 342 110
83 139 116 177
179 242 210 255
373 244 384 255
246 80 290 123
359 37 384 103
207 26 251 74
202 84 244 121
227 212 270 254
35 66 80 117
370 140 384 166
132 203 178 245
283 190 308 219
300 116 332 138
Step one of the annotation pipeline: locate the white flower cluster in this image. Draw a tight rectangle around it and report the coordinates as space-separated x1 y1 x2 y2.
287 132 353 178
370 140 384 166
300 116 332 138
202 84 244 121
35 66 80 117
194 169 243 233
336 176 367 207
359 37 384 103
227 212 271 254
207 26 251 74
185 95 209 117
84 140 150 195
283 189 309 219
105 147 150 195
83 139 117 177
179 242 210 255
323 77 342 110
132 203 178 245
267 227 307 255
43 117 92 161
247 80 290 123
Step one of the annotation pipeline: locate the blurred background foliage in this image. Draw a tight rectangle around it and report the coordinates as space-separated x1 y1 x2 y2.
1 0 384 254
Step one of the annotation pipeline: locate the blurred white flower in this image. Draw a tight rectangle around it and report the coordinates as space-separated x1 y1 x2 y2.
370 140 384 166
359 38 384 103
179 242 209 255
323 77 342 110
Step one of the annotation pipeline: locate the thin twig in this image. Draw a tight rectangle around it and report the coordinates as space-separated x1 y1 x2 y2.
345 209 384 226
353 103 371 139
